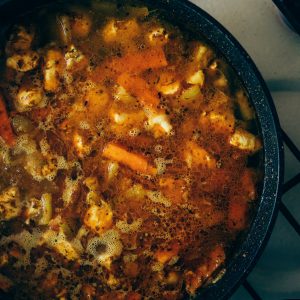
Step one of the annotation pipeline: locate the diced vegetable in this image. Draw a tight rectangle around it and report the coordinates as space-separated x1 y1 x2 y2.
39 193 53 225
65 44 88 72
186 70 205 86
73 132 91 158
0 94 15 146
147 27 169 46
102 18 140 43
102 142 157 175
145 109 173 137
117 73 159 107
229 128 262 152
6 51 39 72
15 86 45 112
192 42 214 69
180 85 203 103
44 49 65 92
84 202 113 235
199 110 235 134
156 72 181 95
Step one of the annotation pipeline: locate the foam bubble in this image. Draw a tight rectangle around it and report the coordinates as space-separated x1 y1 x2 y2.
0 140 11 164
39 138 50 155
147 191 171 207
128 128 140 137
0 228 42 266
56 156 68 170
14 134 37 155
86 229 123 267
154 144 163 153
79 120 90 130
116 218 143 233
154 157 173 175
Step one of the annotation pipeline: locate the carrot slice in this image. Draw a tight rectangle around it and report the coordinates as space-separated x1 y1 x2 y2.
0 94 15 147
117 73 159 107
102 143 157 175
92 47 167 82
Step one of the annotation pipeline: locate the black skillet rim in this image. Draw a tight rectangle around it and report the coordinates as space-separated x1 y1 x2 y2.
0 0 284 299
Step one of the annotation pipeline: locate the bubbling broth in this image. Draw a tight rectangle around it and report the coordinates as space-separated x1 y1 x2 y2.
0 1 263 299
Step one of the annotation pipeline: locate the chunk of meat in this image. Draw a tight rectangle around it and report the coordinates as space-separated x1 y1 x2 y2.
0 94 15 146
185 245 225 295
102 143 157 175
184 141 216 168
117 73 159 107
92 47 167 82
84 202 113 235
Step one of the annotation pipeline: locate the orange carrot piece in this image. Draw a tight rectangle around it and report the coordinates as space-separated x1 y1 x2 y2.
117 73 159 107
92 47 167 82
102 143 157 175
227 197 248 230
0 94 15 146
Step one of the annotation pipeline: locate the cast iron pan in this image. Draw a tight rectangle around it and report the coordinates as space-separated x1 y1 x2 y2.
0 0 284 299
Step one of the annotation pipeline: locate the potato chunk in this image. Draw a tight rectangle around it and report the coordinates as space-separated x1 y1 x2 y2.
84 202 113 235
